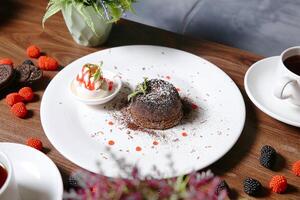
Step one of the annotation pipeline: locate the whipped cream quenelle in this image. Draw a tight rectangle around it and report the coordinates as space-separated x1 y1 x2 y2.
74 63 114 99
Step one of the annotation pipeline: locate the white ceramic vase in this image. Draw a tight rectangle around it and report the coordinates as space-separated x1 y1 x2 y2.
62 5 112 47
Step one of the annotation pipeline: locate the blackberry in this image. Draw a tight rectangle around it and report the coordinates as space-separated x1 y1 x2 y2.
260 153 276 169
215 180 229 195
23 59 34 65
261 145 276 155
243 178 262 196
260 145 277 169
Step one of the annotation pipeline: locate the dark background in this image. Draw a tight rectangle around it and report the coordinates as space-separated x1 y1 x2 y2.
125 0 300 56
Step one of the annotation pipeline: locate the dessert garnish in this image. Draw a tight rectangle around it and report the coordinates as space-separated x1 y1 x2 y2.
0 58 13 65
5 87 36 119
127 77 148 101
76 63 104 91
27 138 43 151
243 177 262 196
292 160 300 176
259 145 277 169
38 56 59 71
11 102 28 118
73 62 115 100
6 93 23 106
27 45 41 58
269 175 287 193
19 87 34 102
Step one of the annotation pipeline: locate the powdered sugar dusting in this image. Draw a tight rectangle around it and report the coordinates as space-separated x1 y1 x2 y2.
134 79 179 109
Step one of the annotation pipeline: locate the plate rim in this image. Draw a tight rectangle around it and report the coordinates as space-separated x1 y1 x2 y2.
244 56 300 127
41 45 246 178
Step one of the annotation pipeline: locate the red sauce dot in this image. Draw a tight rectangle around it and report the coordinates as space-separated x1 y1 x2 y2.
108 121 114 125
136 146 142 151
153 141 159 145
165 75 171 80
191 103 198 110
108 81 114 91
182 132 188 137
108 140 115 145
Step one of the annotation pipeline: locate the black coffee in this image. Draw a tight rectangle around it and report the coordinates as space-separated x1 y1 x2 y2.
0 164 7 189
284 55 300 75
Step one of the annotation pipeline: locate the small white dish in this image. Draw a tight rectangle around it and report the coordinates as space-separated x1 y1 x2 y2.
0 143 63 200
245 56 300 127
70 69 122 105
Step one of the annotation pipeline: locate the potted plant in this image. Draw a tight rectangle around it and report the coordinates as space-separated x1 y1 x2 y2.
42 0 136 46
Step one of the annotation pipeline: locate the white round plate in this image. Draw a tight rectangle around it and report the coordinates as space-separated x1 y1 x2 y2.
0 143 63 200
41 45 245 179
245 56 300 127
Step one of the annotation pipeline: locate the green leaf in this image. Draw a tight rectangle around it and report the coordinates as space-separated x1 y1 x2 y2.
42 0 137 29
42 1 62 28
73 2 99 37
93 64 103 81
93 70 100 81
128 77 148 101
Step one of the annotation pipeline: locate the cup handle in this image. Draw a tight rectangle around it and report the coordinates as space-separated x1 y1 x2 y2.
274 77 295 99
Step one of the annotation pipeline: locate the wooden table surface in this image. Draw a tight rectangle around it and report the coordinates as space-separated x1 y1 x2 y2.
0 0 299 199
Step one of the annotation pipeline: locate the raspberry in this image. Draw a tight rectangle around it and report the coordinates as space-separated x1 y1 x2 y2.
6 93 24 106
215 180 229 195
18 87 34 102
292 160 300 176
11 102 27 118
269 175 287 193
0 58 13 65
27 138 43 151
260 145 277 169
38 56 59 71
243 178 262 196
26 45 41 58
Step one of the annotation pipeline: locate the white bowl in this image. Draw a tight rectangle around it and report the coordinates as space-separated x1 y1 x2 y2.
69 70 122 105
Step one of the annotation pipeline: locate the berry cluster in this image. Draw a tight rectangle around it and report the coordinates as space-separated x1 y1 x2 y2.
26 45 59 71
242 145 299 197
1 45 59 71
5 87 34 118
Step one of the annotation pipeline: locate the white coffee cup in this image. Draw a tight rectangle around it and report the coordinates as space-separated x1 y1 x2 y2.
274 46 300 106
0 151 21 200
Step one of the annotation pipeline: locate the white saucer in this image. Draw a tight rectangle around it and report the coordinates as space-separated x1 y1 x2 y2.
0 143 63 200
245 56 300 127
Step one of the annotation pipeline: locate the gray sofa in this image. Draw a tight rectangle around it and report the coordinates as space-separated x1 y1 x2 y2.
125 0 300 56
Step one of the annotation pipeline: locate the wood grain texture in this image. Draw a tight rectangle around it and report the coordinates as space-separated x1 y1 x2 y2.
0 0 299 199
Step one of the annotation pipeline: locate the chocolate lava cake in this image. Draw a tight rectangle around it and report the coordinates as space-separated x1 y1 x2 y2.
129 79 183 130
